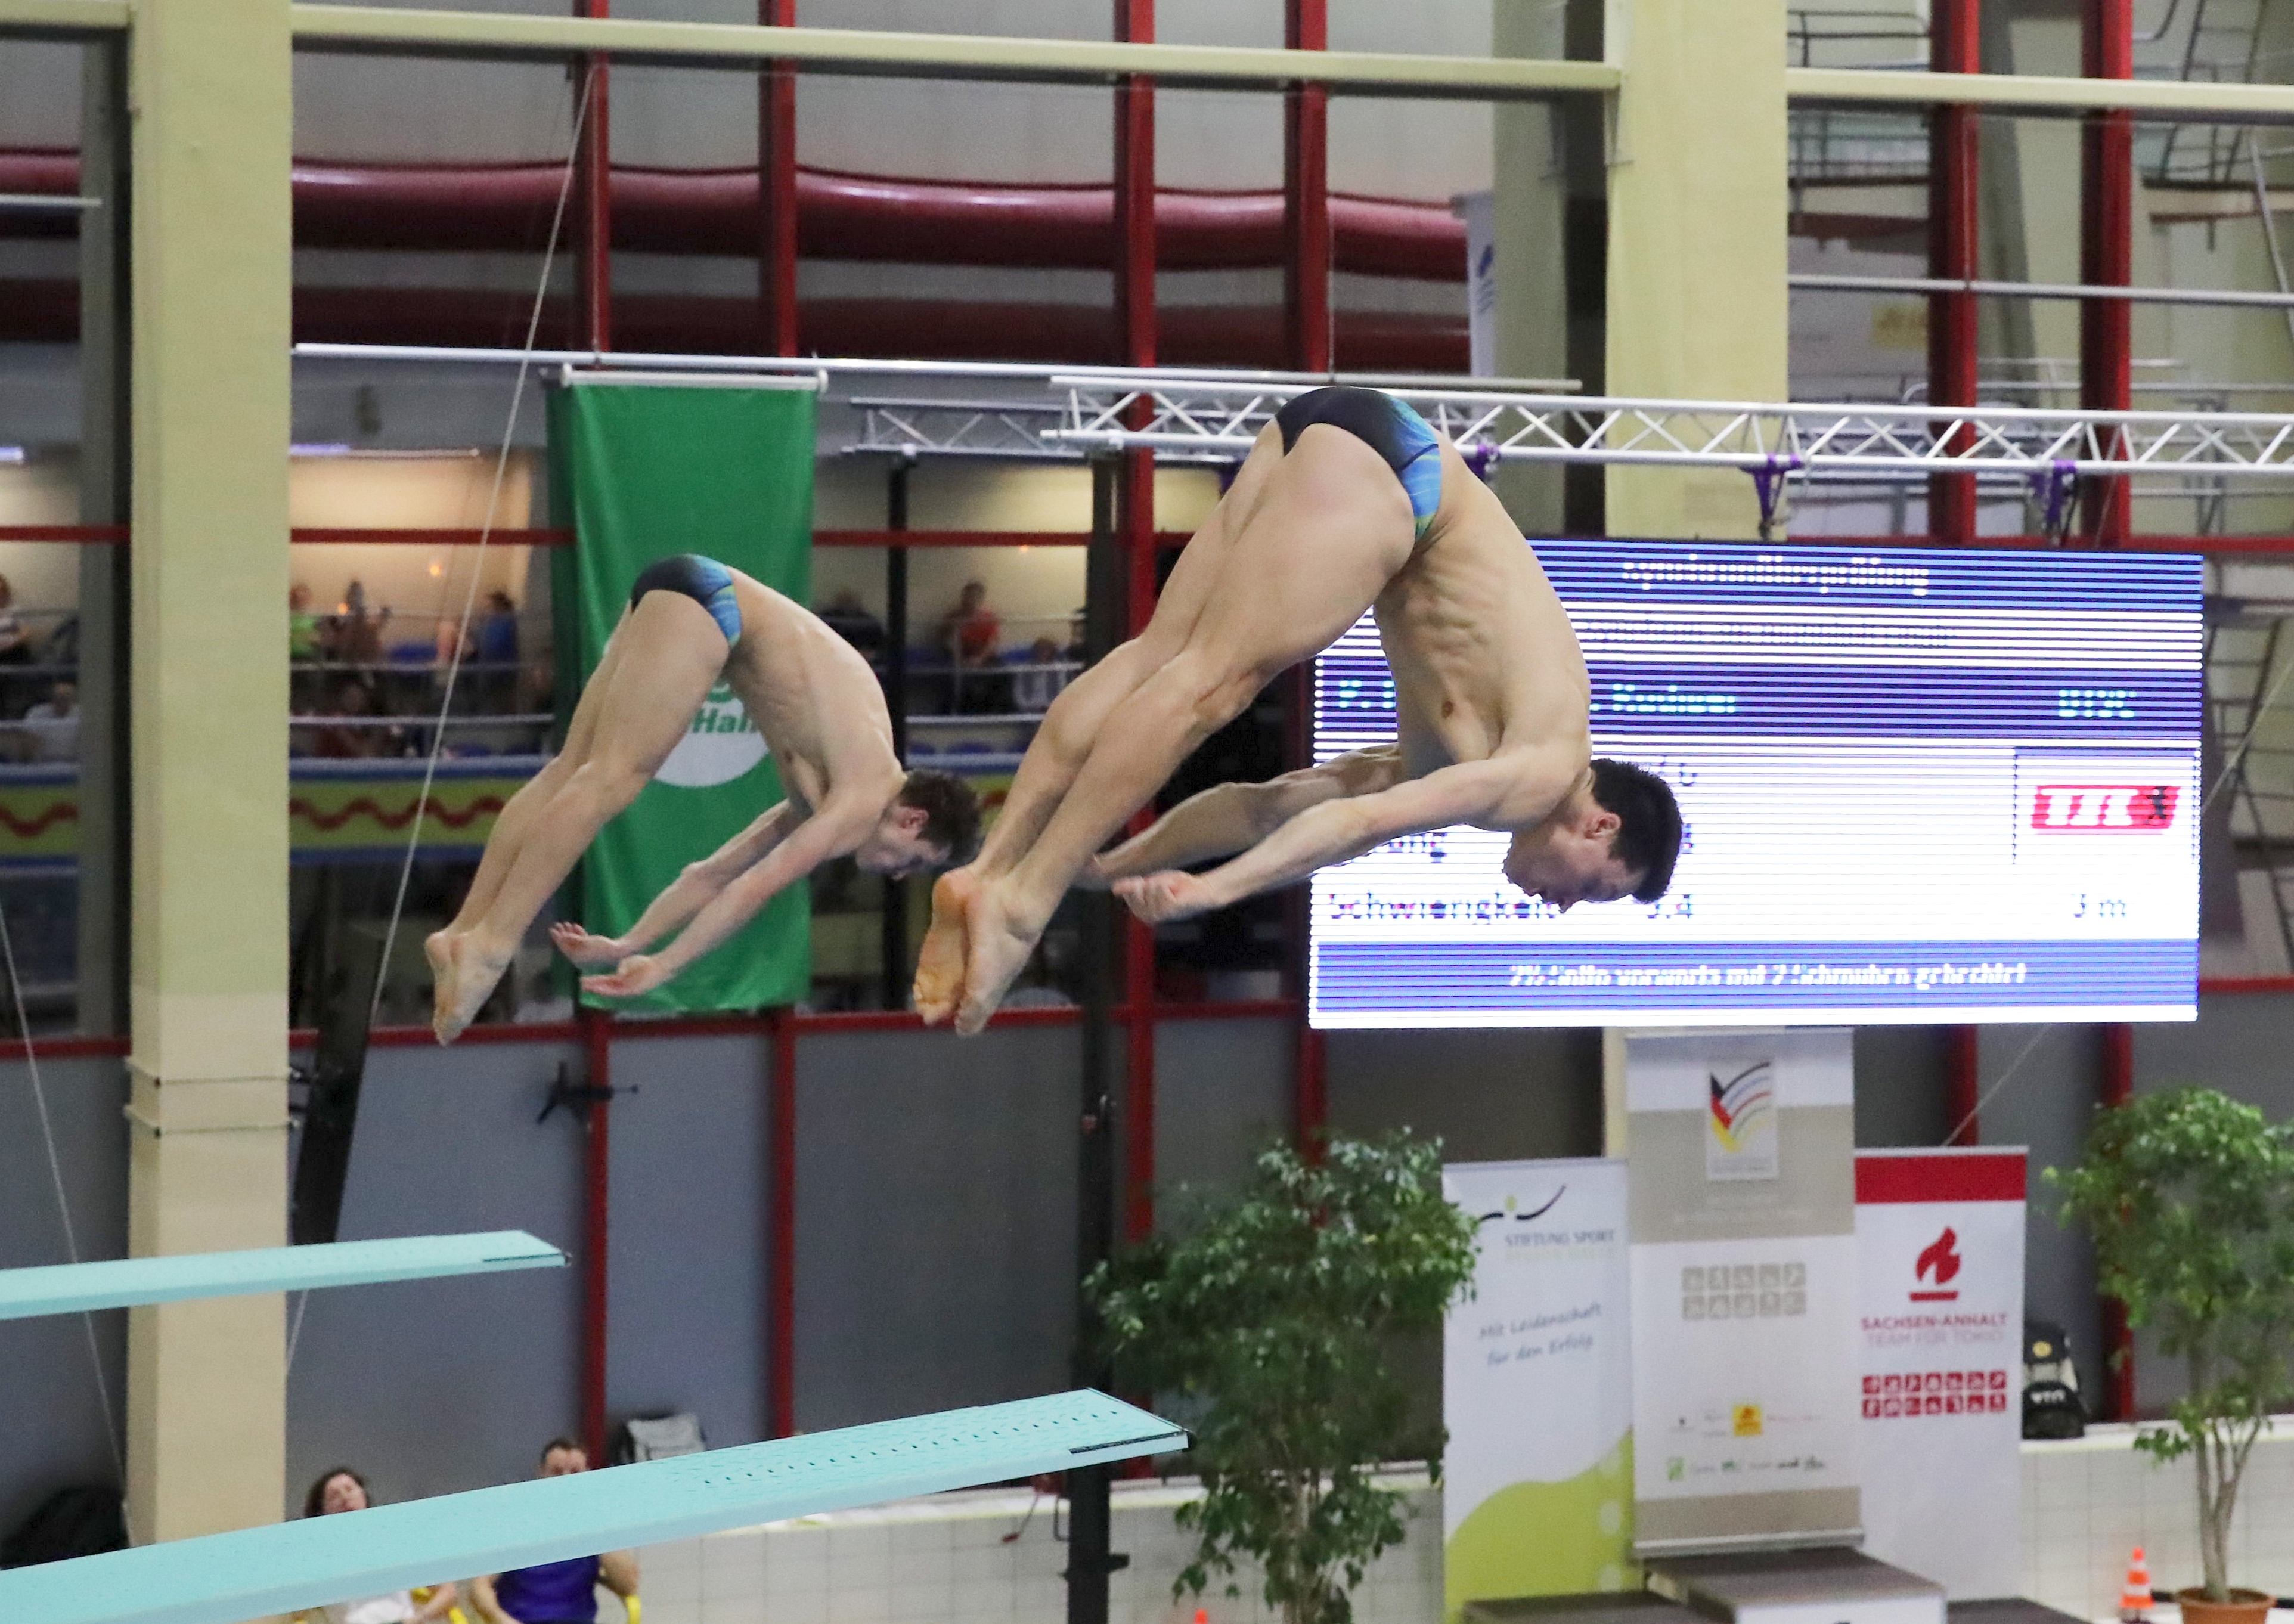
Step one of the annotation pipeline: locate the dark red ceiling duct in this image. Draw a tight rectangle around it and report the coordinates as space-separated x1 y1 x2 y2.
0 150 1467 279
0 278 1465 372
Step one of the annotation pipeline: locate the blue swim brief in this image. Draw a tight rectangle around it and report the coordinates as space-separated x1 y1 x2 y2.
1273 386 1444 537
630 553 742 646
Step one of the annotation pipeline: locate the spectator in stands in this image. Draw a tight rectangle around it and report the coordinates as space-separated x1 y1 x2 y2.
290 583 321 662
476 589 520 666
940 579 1002 714
333 580 392 668
311 678 395 760
291 584 324 709
473 588 522 712
0 573 28 669
1011 636 1070 714
940 579 1000 667
294 1467 460 1624
20 679 77 762
0 572 31 717
819 587 885 661
469 1439 638 1624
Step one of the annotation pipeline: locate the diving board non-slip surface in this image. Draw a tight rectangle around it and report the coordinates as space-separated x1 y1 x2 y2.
1 1390 1187 1624
0 1231 565 1321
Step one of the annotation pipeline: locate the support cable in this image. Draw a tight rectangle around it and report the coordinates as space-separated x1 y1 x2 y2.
291 64 596 1377
1939 1022 2059 1151
1 898 124 1480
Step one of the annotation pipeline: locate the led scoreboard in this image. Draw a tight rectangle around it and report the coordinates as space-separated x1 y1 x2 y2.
1307 541 2202 1028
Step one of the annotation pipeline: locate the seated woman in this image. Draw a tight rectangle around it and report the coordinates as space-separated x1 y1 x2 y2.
294 1468 460 1624
428 554 978 1043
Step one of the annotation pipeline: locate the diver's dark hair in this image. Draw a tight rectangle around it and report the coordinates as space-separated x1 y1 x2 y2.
303 1467 369 1518
898 770 983 862
1589 758 1682 903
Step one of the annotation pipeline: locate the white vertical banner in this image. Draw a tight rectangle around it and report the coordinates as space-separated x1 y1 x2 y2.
1855 1149 2026 1599
1442 1159 1632 1618
1450 190 1498 379
1626 1028 1864 1552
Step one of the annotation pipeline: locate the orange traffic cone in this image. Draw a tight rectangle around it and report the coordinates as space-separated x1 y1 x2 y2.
2119 1547 2153 1622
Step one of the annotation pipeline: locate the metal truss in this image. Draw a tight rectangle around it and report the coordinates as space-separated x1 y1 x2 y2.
1046 380 2294 485
850 396 1079 461
847 394 1232 465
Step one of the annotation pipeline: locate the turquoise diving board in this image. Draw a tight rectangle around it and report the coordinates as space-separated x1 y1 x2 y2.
0 1231 565 1321
1 1390 1187 1624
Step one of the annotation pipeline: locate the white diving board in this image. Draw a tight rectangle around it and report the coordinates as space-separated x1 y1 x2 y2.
0 1231 565 1321
1 1390 1187 1624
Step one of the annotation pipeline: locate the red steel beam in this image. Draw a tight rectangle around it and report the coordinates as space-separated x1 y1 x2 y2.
572 9 615 355
1284 0 1332 374
2098 1019 2137 1419
759 0 798 355
1943 1024 1980 1145
1285 0 1331 1160
2080 0 2134 548
1114 0 1156 370
290 527 572 547
0 525 127 543
578 1007 613 1463
767 1007 797 1437
1928 0 1981 546
41 526 2294 554
1116 0 1160 1247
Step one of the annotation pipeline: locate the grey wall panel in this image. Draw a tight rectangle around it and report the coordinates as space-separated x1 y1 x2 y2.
2135 991 2294 1118
1326 1027 1601 1163
0 1055 129 1535
1153 1016 1291 1224
286 1038 585 1508
792 1025 1081 1432
606 1031 768 1451
1853 1026 1952 1148
1974 1024 2107 1403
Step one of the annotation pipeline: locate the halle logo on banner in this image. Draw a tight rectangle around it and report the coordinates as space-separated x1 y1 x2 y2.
655 682 768 788
1705 1057 1778 1182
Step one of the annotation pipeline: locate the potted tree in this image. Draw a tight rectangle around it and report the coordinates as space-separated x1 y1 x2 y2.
2050 1086 2294 1624
1087 1132 1480 1624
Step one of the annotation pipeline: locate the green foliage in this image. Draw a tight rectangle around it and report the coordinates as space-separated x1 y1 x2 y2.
1086 1133 1480 1624
2048 1086 2294 1601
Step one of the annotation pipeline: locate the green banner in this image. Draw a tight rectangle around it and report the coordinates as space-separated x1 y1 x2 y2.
549 380 816 1014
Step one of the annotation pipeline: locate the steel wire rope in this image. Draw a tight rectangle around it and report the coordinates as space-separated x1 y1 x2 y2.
1940 1021 2060 1151
0 898 123 1479
289 65 597 1376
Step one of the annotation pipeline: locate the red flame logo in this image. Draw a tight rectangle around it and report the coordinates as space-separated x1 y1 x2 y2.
1911 1227 1961 1300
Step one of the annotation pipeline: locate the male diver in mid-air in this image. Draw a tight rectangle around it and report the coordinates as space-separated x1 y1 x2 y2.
428 554 979 1043
913 386 1684 1035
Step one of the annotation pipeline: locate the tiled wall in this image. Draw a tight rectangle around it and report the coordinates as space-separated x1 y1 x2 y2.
631 1425 2294 1624
636 1475 1443 1624
2020 1422 2294 1621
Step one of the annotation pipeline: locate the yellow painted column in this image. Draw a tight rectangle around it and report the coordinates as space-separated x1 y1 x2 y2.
1604 0 1790 538
124 0 293 1546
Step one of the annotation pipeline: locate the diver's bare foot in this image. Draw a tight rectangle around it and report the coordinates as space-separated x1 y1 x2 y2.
549 921 625 970
436 932 514 1045
913 867 977 1024
953 882 1045 1037
427 930 460 1043
1113 870 1219 924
